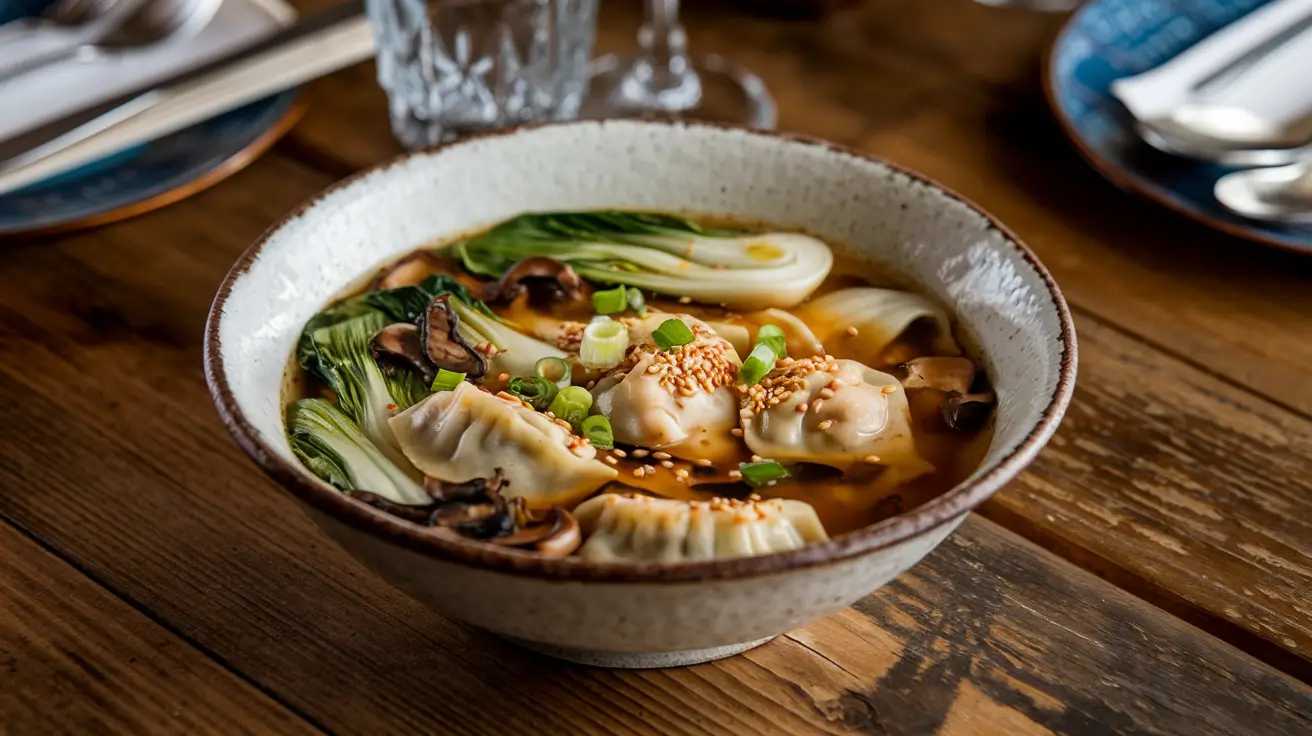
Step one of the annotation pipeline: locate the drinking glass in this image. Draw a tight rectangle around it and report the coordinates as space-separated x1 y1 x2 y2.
366 0 598 149
583 0 777 129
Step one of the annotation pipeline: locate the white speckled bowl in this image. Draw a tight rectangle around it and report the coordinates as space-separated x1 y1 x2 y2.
205 120 1076 668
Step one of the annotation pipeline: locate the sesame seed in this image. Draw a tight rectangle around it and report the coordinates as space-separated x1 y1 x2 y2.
795 402 809 413
678 296 692 304
729 470 743 479
633 467 646 477
661 460 674 469
647 365 661 374
817 419 834 430
586 380 596 389
612 449 627 458
730 428 744 437
652 451 672 460
863 455 882 464
695 459 713 467
819 388 835 399
846 326 859 337
498 372 510 382
881 385 897 394
545 411 556 419
632 449 650 458
674 469 690 478
643 464 657 474
751 454 763 463
604 456 618 465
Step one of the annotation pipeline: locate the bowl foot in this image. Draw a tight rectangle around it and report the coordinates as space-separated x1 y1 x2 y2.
500 635 777 668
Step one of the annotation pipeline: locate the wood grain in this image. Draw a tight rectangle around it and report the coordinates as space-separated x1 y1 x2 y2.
0 154 1310 733
0 524 319 735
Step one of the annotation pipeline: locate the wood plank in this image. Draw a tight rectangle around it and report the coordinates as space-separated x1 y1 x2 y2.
0 523 320 735
0 154 1309 732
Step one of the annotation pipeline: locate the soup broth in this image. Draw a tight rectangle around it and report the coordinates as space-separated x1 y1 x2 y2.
285 212 994 559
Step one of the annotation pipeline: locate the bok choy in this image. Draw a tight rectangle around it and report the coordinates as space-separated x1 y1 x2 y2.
287 398 427 504
454 212 833 309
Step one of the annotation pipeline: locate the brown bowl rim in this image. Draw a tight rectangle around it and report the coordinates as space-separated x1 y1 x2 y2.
204 119 1077 584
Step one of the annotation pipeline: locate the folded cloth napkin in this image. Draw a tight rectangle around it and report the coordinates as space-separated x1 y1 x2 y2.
0 0 293 144
1111 0 1312 142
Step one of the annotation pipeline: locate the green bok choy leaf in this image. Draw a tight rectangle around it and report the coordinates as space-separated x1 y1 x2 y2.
287 398 427 504
454 211 833 309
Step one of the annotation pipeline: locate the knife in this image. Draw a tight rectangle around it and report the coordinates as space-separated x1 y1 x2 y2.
0 0 367 175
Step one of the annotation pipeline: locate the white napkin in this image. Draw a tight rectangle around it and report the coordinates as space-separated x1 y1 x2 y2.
1111 0 1312 137
0 0 294 143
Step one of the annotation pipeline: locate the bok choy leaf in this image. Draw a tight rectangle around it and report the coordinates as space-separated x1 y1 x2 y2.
287 398 427 504
454 211 833 309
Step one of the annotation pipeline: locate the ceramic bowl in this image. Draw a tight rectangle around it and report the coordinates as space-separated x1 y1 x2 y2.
205 120 1076 668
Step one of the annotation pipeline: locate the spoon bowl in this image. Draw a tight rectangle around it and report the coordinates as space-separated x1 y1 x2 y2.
1214 162 1312 226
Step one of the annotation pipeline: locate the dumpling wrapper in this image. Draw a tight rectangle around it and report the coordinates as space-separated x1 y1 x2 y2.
741 357 933 492
390 382 616 508
591 313 743 464
795 287 960 357
574 493 829 563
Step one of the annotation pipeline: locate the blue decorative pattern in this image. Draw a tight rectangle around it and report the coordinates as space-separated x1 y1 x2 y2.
0 0 299 236
1049 0 1312 251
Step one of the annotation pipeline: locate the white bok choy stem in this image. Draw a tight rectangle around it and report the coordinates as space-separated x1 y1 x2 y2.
796 287 961 357
454 212 834 310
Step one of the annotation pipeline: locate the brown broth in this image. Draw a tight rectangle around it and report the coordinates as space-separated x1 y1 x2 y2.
287 221 994 538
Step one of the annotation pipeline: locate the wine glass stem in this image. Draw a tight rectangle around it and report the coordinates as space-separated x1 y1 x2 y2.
630 0 701 112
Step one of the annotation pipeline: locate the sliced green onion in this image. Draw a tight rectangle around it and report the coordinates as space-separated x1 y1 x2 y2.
592 285 629 315
627 288 647 316
580 317 630 370
739 460 790 487
508 376 558 411
548 385 593 431
755 324 787 360
431 369 466 392
580 415 614 449
738 343 777 386
535 356 572 389
652 318 696 351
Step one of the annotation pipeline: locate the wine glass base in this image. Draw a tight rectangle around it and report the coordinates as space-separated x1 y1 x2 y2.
582 53 778 130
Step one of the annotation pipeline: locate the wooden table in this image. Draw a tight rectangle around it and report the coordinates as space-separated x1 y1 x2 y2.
4 1 1312 733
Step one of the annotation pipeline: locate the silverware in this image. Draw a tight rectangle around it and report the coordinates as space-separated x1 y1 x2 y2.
1215 162 1312 225
0 0 222 83
0 1 371 191
1133 11 1312 165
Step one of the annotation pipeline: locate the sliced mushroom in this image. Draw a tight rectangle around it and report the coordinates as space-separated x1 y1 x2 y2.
373 252 443 290
346 490 438 524
421 294 488 378
424 470 506 503
941 390 996 432
490 508 582 557
484 257 585 303
371 323 436 384
901 357 976 394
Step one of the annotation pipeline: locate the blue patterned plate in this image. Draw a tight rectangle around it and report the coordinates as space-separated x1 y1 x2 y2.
1045 0 1312 253
0 1 304 238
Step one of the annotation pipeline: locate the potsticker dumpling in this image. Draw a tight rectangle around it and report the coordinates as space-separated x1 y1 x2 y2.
590 313 743 464
573 493 829 562
741 357 933 492
390 382 616 508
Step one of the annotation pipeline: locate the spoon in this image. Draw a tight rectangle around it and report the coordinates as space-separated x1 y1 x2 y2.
1214 162 1312 226
1136 111 1312 167
0 0 222 83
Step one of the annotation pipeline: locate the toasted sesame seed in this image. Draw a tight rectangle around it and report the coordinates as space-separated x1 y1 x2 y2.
730 428 744 437
661 460 674 469
817 419 834 431
751 454 763 463
846 326 859 337
728 470 743 479
545 411 556 419
748 493 762 501
795 402 809 413
695 459 713 467
498 372 510 382
612 449 627 458
674 469 690 478
812 399 824 412
678 296 692 304
586 380 596 389
863 455 882 465
633 467 646 477
881 385 897 394
643 464 657 474
632 449 650 458
604 456 618 465
652 451 672 460
819 388 835 399
647 365 661 374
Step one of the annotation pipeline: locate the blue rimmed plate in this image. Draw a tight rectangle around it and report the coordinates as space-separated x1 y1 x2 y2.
0 1 304 238
1045 0 1312 253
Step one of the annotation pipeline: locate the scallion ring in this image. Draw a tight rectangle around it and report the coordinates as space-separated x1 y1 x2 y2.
652 318 696 351
580 317 630 370
739 460 790 487
431 369 466 392
535 356 572 389
548 385 593 431
626 287 647 316
580 415 614 449
592 285 629 315
738 343 777 386
755 323 787 360
507 376 558 411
